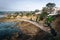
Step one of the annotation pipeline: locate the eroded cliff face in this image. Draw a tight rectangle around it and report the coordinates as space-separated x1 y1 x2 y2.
51 15 60 40
0 19 54 40
17 21 54 40
51 15 60 33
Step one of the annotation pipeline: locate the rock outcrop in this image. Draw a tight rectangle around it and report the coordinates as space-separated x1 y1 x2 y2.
51 15 60 40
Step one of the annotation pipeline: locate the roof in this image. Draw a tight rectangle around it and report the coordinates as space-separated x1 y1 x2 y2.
35 12 41 14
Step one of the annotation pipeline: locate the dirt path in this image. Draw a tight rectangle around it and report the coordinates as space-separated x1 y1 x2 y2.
0 18 51 33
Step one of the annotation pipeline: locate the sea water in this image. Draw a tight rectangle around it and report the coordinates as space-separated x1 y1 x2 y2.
0 22 21 39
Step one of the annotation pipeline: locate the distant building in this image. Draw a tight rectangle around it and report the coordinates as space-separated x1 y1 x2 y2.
35 11 41 14
55 7 60 10
48 7 60 16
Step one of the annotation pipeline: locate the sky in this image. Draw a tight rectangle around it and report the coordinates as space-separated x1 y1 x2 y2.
0 0 60 11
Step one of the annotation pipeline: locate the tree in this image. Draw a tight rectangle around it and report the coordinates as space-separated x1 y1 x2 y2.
14 12 19 17
35 9 40 12
42 7 48 12
46 3 56 14
40 12 48 20
7 14 11 19
38 7 48 21
39 3 56 20
26 13 30 17
20 12 23 17
46 3 55 8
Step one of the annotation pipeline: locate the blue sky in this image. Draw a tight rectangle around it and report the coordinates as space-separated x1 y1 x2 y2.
0 0 60 11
